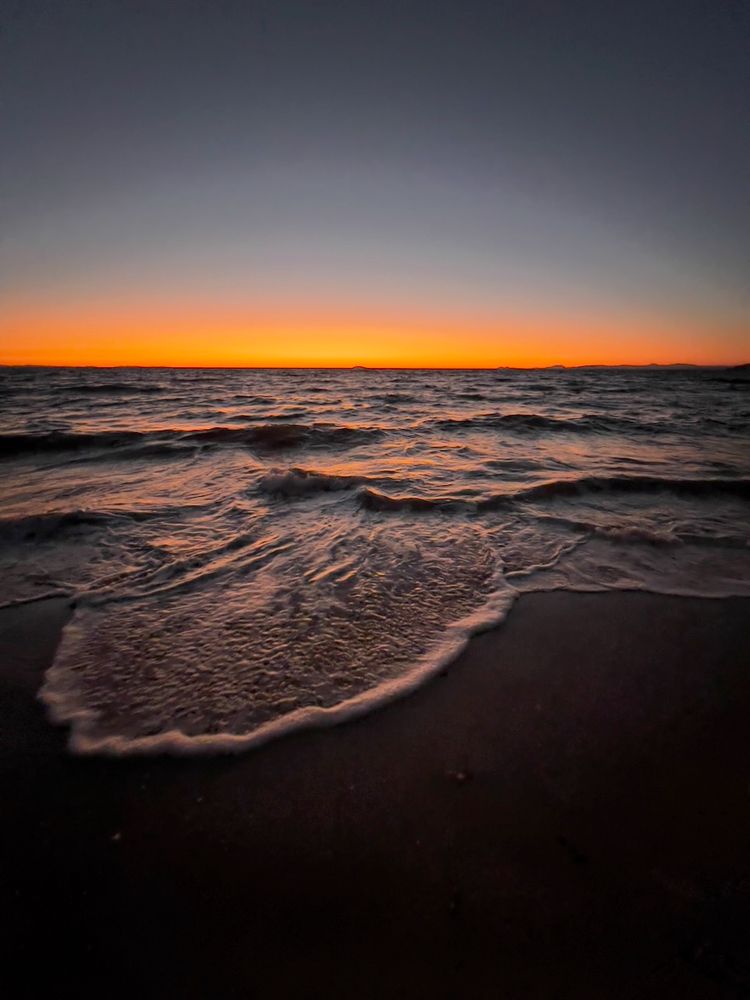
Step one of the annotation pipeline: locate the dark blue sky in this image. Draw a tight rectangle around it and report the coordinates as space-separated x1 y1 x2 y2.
1 0 748 363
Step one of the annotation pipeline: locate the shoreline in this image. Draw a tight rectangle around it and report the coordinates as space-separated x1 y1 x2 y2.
16 584 750 759
40 585 517 757
3 591 750 996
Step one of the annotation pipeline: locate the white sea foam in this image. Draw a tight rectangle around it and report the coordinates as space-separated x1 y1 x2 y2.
38 517 506 754
41 586 517 756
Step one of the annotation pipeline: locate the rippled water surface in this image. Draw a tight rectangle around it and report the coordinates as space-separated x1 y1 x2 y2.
1 365 748 753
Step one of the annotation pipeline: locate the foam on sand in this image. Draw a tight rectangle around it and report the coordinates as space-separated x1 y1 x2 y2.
40 586 517 756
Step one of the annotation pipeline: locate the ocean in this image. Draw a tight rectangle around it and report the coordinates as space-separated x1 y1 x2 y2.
1 365 748 754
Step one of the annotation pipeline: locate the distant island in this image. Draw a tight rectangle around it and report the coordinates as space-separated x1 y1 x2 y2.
494 362 738 373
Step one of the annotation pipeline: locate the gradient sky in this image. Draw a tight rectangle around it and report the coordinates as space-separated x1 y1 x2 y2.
1 0 748 366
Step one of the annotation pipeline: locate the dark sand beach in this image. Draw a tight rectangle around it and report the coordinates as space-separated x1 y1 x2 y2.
3 592 750 998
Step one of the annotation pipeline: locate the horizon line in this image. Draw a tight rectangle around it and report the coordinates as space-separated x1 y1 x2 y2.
0 362 745 372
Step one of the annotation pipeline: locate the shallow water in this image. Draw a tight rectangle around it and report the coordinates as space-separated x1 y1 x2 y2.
1 365 748 753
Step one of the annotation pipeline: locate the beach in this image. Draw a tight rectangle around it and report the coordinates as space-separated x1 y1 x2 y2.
4 0 749 992
3 590 749 998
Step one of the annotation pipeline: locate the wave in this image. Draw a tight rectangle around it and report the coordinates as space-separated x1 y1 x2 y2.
506 474 750 505
258 467 371 496
108 441 200 462
0 421 384 460
380 392 417 404
86 530 296 605
0 429 145 458
434 412 572 432
540 515 748 548
433 412 663 434
0 502 209 543
228 395 278 405
552 517 681 546
0 510 116 542
358 487 457 513
0 507 158 542
183 422 384 451
358 475 750 516
703 416 750 433
50 382 164 396
220 410 309 422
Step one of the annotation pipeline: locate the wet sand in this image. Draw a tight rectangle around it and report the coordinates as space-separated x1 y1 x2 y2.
2 591 750 998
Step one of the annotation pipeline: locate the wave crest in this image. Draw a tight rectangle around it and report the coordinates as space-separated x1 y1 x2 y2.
358 475 750 516
434 412 661 434
0 510 115 542
258 467 368 496
185 422 384 451
0 430 144 458
358 487 454 513
0 421 385 460
51 382 165 396
510 474 750 504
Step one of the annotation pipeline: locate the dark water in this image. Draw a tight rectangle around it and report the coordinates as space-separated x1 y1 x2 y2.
1 365 748 754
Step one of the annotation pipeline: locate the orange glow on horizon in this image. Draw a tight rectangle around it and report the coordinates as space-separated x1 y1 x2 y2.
1 301 746 368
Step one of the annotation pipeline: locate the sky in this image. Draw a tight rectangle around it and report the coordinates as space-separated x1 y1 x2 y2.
1 0 748 367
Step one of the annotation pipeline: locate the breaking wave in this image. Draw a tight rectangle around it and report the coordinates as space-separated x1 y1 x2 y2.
258 467 373 496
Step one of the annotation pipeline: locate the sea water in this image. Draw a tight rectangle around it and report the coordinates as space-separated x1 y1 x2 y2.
1 365 748 753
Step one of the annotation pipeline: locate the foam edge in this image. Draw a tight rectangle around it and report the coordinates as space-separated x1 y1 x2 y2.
39 588 518 757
